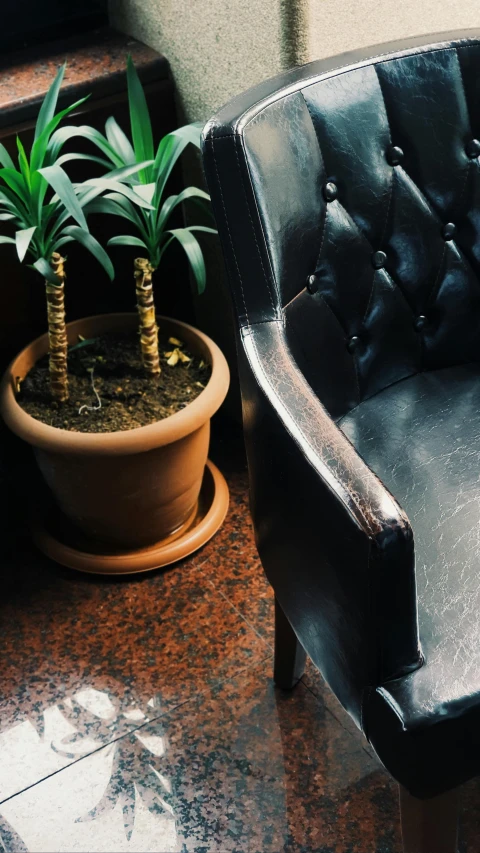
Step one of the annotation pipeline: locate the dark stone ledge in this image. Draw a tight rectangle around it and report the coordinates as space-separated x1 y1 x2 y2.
0 27 170 130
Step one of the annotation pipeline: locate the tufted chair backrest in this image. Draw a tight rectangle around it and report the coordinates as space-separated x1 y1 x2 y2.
203 32 480 420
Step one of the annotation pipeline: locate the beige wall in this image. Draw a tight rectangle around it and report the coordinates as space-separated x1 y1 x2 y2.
110 0 479 123
306 1 479 64
110 0 305 122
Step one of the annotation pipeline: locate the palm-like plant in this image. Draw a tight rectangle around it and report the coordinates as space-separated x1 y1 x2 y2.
53 56 216 376
0 64 154 402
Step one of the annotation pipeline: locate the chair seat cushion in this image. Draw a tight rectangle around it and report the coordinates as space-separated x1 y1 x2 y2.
339 363 480 797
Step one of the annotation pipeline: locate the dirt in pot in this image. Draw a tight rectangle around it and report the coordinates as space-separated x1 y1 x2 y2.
17 332 212 433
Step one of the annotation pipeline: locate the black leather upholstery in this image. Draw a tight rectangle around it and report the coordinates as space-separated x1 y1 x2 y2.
341 364 480 797
202 30 480 798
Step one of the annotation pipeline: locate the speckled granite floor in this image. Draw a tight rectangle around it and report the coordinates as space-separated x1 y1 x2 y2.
1 421 480 852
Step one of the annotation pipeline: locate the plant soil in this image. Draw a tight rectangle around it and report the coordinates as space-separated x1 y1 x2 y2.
17 331 212 433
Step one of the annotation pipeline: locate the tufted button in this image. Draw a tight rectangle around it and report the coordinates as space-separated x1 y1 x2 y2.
414 315 428 332
442 222 456 241
347 336 360 353
372 250 386 270
306 274 318 294
466 139 480 159
387 145 404 166
323 181 338 202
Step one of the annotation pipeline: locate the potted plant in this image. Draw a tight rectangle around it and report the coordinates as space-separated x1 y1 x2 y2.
0 63 230 574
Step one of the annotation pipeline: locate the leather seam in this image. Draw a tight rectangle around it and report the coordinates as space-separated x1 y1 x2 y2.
229 42 479 137
241 317 282 326
282 287 307 312
450 49 473 219
209 134 250 326
362 270 379 330
455 46 475 158
283 288 353 368
298 90 362 401
299 89 328 273
314 203 329 272
453 158 472 220
386 162 480 313
316 291 350 337
380 266 417 315
351 341 362 404
235 136 278 317
425 241 447 310
375 687 406 729
361 167 397 342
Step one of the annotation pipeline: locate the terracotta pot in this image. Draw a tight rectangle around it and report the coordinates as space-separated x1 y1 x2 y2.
0 313 230 550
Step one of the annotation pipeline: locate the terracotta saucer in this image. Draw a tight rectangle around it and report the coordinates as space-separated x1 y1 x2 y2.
31 459 229 575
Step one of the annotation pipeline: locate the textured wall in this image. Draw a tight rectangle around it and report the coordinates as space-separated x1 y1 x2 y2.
110 0 308 123
307 0 480 63
110 0 479 123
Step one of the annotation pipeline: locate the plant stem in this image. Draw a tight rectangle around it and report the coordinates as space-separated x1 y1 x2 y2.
46 252 68 402
134 257 161 375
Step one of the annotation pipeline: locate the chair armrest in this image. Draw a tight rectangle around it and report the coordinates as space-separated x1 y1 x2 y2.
242 321 408 539
240 320 422 725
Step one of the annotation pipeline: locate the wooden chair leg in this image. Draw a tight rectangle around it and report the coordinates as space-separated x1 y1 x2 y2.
399 785 459 853
274 597 307 689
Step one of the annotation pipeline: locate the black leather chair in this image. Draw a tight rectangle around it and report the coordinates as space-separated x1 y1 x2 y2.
202 30 480 852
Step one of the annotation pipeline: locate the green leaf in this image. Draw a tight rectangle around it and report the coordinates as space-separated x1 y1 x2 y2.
84 197 144 232
34 64 66 141
31 171 49 220
84 198 122 217
62 225 114 280
0 190 21 211
74 184 109 208
153 123 201 174
126 55 154 182
0 236 16 245
104 190 142 212
54 152 111 170
69 337 98 353
157 186 211 232
51 235 75 252
105 116 136 166
102 192 145 230
39 165 88 230
46 184 108 239
82 177 155 209
164 227 206 294
153 124 202 207
0 143 14 170
31 97 89 171
185 225 218 234
0 187 29 222
0 168 29 206
0 212 15 220
15 226 37 262
16 137 31 189
47 125 122 167
33 257 61 284
103 161 154 183
46 202 76 241
107 235 148 250
133 183 155 204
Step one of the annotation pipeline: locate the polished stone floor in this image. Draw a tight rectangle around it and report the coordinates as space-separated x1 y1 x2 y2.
1 421 479 852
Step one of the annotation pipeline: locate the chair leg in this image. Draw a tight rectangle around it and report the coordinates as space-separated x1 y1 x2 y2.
274 597 307 689
399 785 459 853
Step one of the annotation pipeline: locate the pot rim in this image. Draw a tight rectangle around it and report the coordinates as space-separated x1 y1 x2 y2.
0 313 230 456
